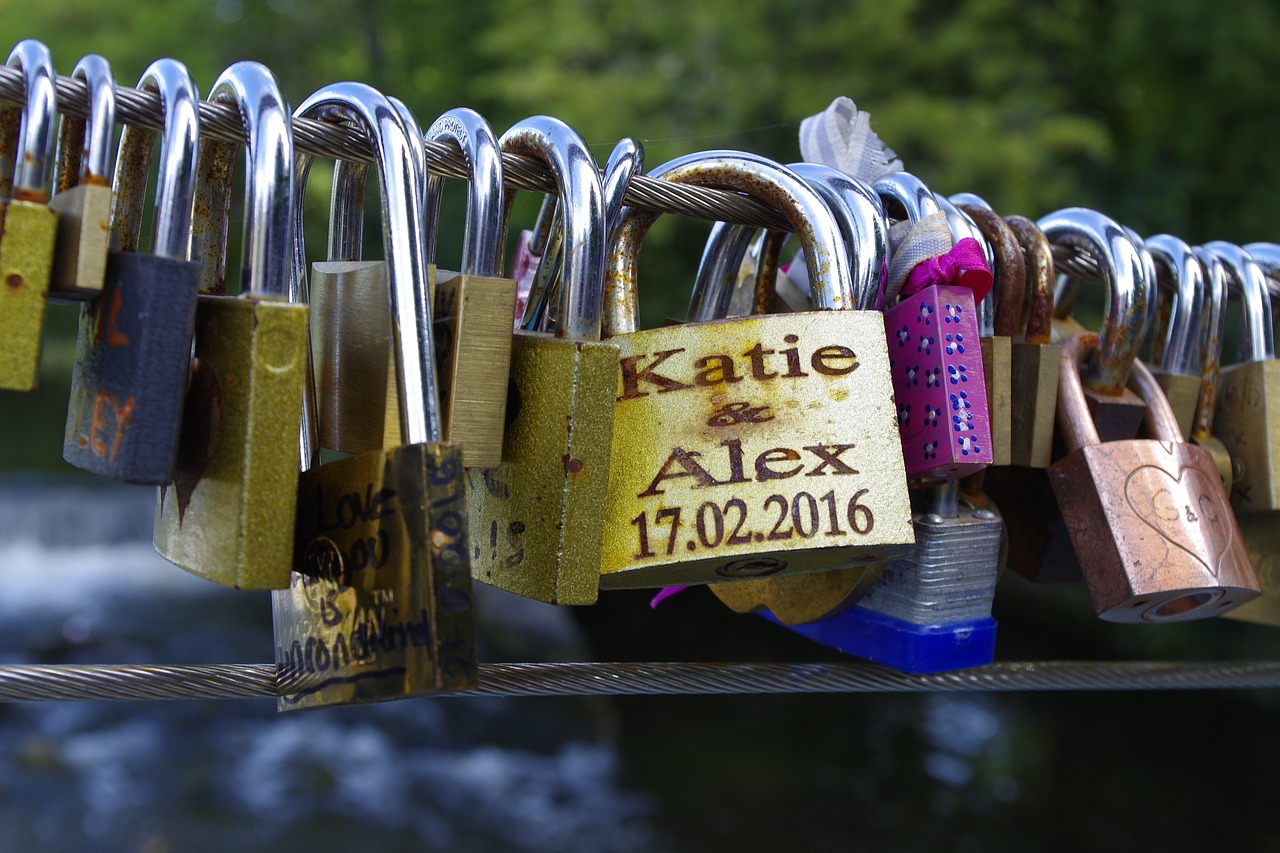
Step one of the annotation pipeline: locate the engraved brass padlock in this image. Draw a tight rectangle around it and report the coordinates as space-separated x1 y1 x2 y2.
62 59 201 484
153 62 310 589
1146 235 1209 439
1042 208 1153 442
274 83 475 709
958 203 1023 467
1048 332 1259 622
48 54 115 300
465 116 615 605
422 107 517 467
599 151 912 589
1207 241 1280 511
0 40 58 391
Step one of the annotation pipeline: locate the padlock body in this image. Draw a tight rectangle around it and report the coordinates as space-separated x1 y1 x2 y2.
1048 439 1259 621
599 311 914 589
62 252 199 484
0 199 57 390
433 268 518 468
1009 340 1060 468
153 295 310 589
274 441 476 710
980 335 1012 466
309 260 400 454
771 502 1002 673
48 181 112 300
1222 510 1280 626
466 332 618 604
886 285 993 478
1151 371 1201 441
1215 359 1280 511
709 563 885 625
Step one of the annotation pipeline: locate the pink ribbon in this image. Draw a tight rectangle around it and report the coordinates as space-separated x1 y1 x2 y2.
901 237 993 302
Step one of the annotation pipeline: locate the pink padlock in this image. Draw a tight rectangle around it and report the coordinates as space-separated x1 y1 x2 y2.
886 283 992 478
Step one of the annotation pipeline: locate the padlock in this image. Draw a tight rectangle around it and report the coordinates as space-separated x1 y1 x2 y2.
47 54 115 301
273 84 475 710
464 115 614 605
598 150 912 588
1145 235 1208 439
769 482 1001 674
1041 208 1153 442
1003 215 1059 469
1048 332 1259 621
62 59 201 484
1206 241 1280 512
422 107 517 468
707 162 891 621
958 203 1025 467
875 172 994 479
0 40 58 391
152 62 310 589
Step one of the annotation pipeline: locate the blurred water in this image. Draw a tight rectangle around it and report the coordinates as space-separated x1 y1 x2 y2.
0 479 659 853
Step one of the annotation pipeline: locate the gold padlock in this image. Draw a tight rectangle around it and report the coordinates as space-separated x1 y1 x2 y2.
1208 241 1280 512
1041 208 1153 442
0 40 58 391
423 107 517 468
1004 215 1060 468
1146 235 1209 439
465 115 616 605
599 151 913 589
273 82 476 708
959 203 1023 467
153 62 309 589
1187 246 1233 492
47 54 115 301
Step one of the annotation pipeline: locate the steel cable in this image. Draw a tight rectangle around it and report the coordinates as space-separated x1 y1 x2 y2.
1 661 1279 702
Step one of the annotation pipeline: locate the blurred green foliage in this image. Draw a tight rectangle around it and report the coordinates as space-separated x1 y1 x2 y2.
3 0 1280 471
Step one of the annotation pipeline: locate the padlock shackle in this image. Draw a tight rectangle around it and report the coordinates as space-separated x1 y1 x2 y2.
326 158 368 262
958 204 1026 339
52 54 114 193
207 62 295 301
1243 242 1280 302
1056 333 1102 454
687 221 758 322
3 39 56 198
948 192 992 211
873 171 941 223
1146 234 1207 376
1206 241 1275 363
603 137 645 241
1190 246 1227 440
789 162 889 312
1003 215 1055 346
605 150 856 337
110 59 199 261
424 107 505 278
1039 208 1151 396
1129 356 1187 445
499 117 605 341
296 82 441 447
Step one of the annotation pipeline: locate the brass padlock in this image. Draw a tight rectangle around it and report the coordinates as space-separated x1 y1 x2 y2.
465 115 615 605
0 40 58 391
1048 332 1259 622
1146 235 1209 439
1002 215 1059 468
62 59 201 485
958 203 1024 467
1207 241 1280 512
153 62 310 589
48 54 115 301
599 151 913 588
1188 246 1233 492
1041 208 1153 442
274 82 475 709
422 107 517 468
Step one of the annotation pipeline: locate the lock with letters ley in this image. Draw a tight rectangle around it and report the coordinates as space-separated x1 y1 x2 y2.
274 82 475 709
62 58 200 484
1048 332 1260 622
598 150 913 590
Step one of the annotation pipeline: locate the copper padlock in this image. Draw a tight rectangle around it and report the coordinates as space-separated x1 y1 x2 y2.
1048 332 1259 622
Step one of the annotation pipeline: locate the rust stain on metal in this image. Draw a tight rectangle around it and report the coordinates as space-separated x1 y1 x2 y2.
1005 215 1054 346
562 455 584 475
960 204 1025 337
6 273 23 289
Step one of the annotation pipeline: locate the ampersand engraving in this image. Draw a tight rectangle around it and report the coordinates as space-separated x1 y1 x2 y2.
707 401 775 427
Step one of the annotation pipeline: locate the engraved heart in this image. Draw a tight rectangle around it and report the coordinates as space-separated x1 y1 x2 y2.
1123 464 1232 577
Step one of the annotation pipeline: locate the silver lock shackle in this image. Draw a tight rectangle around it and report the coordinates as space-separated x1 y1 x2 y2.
1146 234 1207 376
1206 241 1274 363
52 54 115 192
3 39 56 198
423 107 505 278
